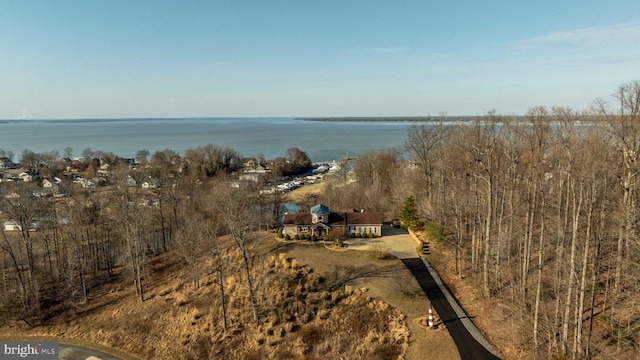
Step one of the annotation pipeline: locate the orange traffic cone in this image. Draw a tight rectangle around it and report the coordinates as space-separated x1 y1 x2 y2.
428 305 435 330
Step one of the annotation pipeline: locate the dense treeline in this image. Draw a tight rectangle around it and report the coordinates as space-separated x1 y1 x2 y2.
398 82 640 359
311 81 640 359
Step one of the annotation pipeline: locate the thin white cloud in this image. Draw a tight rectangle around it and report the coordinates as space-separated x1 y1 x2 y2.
515 23 640 49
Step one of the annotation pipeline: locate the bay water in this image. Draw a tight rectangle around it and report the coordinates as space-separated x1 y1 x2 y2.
0 118 418 163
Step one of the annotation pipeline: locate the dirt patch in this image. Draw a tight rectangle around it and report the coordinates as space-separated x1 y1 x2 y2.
283 241 460 360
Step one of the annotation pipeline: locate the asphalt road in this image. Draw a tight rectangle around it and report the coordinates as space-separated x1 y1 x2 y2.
401 258 500 360
58 343 123 360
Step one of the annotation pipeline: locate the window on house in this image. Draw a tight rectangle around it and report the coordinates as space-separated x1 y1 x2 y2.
300 226 308 232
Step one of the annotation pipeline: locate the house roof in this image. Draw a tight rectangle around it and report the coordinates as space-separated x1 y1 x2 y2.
283 212 312 225
283 210 381 227
345 211 383 225
328 212 347 225
310 204 330 215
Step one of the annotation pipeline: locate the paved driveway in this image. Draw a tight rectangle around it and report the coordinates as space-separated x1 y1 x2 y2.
346 225 501 360
347 225 418 258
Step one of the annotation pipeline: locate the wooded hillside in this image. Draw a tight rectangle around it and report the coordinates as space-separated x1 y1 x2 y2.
396 81 640 359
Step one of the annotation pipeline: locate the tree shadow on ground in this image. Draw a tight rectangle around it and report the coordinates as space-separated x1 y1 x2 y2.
263 240 298 255
326 263 402 289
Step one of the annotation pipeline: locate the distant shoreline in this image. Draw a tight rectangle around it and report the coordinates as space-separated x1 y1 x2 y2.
0 116 470 123
295 116 474 122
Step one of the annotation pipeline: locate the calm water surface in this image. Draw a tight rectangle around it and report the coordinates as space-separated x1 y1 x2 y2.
0 118 417 162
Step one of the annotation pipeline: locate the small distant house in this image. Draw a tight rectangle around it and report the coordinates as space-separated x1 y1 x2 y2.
126 175 137 187
239 172 263 183
0 157 18 170
66 159 87 173
283 204 383 238
0 173 17 182
3 220 22 232
141 178 160 189
29 221 41 231
98 163 111 174
41 179 61 197
243 158 257 168
18 172 32 182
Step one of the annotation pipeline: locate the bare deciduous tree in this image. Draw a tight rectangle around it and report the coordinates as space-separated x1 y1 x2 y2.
216 186 260 323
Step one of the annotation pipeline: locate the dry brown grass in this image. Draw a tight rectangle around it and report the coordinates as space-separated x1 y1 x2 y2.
284 181 327 204
0 233 451 359
284 242 460 360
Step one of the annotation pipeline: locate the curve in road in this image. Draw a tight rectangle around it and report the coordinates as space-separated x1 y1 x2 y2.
59 343 123 360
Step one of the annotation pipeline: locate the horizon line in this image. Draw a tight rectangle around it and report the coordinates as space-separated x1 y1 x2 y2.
0 115 510 122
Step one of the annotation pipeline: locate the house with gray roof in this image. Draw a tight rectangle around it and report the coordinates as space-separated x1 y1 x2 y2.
0 157 18 170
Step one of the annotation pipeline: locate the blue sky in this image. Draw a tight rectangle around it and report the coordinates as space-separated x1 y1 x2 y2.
1 0 639 118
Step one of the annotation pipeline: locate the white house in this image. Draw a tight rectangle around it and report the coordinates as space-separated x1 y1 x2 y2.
18 172 32 182
98 163 111 175
239 172 263 183
141 179 160 189
2 220 22 232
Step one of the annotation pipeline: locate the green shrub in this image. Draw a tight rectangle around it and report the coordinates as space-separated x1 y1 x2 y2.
294 234 299 240
277 228 284 238
311 235 317 241
323 235 329 241
356 233 362 238
285 234 291 240
351 233 356 238
424 222 443 242
368 232 374 239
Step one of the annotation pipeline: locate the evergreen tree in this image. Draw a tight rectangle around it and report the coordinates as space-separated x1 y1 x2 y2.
399 196 422 230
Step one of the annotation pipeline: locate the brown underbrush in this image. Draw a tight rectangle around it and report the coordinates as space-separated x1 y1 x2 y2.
1 237 409 359
426 237 640 360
